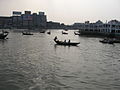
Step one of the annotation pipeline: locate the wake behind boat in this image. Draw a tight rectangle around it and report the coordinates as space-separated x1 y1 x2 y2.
54 36 80 46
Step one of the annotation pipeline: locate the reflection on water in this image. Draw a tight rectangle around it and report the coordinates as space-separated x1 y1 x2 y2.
0 30 120 90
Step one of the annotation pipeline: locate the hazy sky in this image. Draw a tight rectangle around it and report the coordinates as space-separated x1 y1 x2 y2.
0 0 120 24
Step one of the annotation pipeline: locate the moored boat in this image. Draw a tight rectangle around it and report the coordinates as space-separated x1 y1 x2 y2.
0 31 9 39
62 31 68 34
22 32 33 35
74 31 80 35
47 31 51 34
99 38 114 44
40 31 45 33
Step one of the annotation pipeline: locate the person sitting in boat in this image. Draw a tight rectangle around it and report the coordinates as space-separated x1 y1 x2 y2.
54 36 58 41
64 40 66 43
68 39 70 43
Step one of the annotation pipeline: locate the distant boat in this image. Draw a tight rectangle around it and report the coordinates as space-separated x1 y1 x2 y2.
47 31 51 34
22 20 33 35
99 38 114 44
99 31 116 44
22 32 33 35
64 28 68 31
0 30 9 39
40 30 45 33
62 31 68 34
74 31 80 35
54 36 80 46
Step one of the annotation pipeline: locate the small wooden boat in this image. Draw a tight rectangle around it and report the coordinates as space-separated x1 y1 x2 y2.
47 31 51 34
64 28 68 31
62 31 68 34
74 32 80 35
54 37 80 46
22 32 33 35
0 31 9 39
40 30 45 33
99 39 114 44
110 38 120 43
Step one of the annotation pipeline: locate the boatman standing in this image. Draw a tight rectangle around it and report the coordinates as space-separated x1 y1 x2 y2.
54 36 57 41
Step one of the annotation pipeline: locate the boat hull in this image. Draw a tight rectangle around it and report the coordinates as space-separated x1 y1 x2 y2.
99 39 114 44
54 40 80 46
74 32 80 35
22 32 33 35
0 33 8 39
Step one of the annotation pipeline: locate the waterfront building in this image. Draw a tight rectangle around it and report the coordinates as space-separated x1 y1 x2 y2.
22 11 33 29
0 16 12 29
22 11 47 29
5 11 47 29
72 23 85 29
37 12 47 28
76 20 120 38
12 16 22 28
0 11 64 29
47 21 62 29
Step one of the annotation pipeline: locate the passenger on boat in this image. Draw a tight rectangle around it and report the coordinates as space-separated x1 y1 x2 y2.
68 40 70 43
64 40 66 42
54 36 57 41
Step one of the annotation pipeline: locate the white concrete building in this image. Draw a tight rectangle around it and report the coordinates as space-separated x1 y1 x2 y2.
79 20 120 37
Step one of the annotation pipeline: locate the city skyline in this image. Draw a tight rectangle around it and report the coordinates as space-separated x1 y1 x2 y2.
0 0 120 24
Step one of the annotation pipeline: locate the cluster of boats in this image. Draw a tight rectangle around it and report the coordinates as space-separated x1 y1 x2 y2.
22 30 51 35
21 30 80 46
2 29 120 46
22 30 80 36
62 31 80 35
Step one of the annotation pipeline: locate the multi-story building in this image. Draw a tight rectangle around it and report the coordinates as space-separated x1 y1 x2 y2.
0 16 12 29
12 16 22 28
12 11 47 29
75 20 120 37
37 12 47 28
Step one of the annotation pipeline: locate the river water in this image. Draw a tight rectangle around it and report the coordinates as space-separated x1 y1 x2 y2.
0 29 120 90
